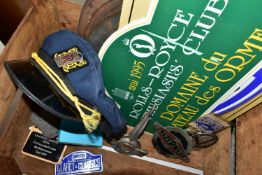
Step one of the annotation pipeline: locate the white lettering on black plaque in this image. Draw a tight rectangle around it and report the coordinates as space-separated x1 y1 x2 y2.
22 130 66 164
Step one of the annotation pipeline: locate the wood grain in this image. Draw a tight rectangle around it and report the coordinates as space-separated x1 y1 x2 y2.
0 94 31 156
0 96 198 175
203 128 231 175
0 1 200 173
57 0 82 31
19 146 197 175
0 1 242 174
236 103 262 175
139 131 204 170
0 0 63 124
0 155 22 175
0 0 82 125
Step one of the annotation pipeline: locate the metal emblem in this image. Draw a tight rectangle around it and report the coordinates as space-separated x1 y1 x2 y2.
55 151 103 175
54 48 84 68
152 124 219 162
190 132 218 148
152 123 192 162
111 106 155 157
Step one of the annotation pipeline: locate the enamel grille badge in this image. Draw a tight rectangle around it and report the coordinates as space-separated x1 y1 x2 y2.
54 47 88 73
55 151 103 175
152 122 192 162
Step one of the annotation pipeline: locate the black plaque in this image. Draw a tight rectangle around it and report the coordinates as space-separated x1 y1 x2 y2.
22 131 66 164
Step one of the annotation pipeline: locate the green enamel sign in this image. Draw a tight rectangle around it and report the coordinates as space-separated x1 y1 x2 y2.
99 0 262 133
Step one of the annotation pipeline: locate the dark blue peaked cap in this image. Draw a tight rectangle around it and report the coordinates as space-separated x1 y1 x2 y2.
38 30 127 137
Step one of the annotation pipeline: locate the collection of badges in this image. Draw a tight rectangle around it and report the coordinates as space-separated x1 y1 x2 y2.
8 0 262 174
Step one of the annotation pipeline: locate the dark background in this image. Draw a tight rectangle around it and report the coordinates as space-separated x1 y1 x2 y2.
0 0 31 44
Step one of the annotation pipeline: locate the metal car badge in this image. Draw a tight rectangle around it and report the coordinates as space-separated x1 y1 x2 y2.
152 122 192 162
55 151 103 175
54 47 84 67
111 105 156 157
152 123 219 162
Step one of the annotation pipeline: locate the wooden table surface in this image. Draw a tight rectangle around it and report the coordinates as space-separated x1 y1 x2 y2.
0 0 261 174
